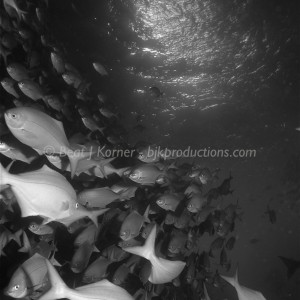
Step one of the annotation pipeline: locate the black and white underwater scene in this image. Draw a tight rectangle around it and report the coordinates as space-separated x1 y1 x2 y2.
0 0 299 299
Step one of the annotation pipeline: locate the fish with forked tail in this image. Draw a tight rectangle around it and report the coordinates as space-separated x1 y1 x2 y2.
37 259 134 300
4 107 94 178
121 224 186 284
0 164 104 226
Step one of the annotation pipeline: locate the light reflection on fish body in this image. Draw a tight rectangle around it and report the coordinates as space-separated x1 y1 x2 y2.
37 259 134 300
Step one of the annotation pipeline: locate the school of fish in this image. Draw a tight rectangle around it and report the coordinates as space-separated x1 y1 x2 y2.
0 0 281 299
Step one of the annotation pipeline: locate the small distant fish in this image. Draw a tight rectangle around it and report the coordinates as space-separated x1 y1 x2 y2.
62 71 83 88
198 167 220 185
50 51 65 74
137 145 160 163
74 223 100 247
6 62 30 81
18 79 45 101
217 172 233 195
156 193 182 212
93 62 108 76
0 134 39 164
210 237 225 254
264 205 276 224
1 77 20 98
112 264 130 286
71 241 95 273
225 236 236 250
278 256 300 279
78 187 127 208
3 0 28 21
119 206 150 241
82 256 111 284
44 94 64 112
99 107 118 119
174 208 191 229
28 222 54 235
141 222 156 239
149 86 163 97
82 116 105 134
168 229 187 255
128 164 165 186
187 193 207 213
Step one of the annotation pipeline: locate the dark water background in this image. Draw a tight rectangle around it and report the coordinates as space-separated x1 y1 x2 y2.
47 0 300 299
1 0 300 299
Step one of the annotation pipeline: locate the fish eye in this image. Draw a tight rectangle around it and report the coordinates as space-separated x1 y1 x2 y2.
157 199 163 205
11 114 18 119
29 224 37 229
13 285 20 291
75 203 79 209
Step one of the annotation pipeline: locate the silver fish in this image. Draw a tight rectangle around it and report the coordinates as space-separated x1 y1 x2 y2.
38 259 134 300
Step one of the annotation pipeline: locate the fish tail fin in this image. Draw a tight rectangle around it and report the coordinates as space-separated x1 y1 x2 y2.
117 167 130 178
18 231 31 253
87 208 109 227
278 256 300 279
149 257 186 284
39 260 70 300
13 229 23 246
67 150 93 178
95 157 115 178
123 224 157 261
220 264 239 288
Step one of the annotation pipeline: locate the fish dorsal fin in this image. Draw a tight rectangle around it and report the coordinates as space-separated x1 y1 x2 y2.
122 224 156 261
53 118 66 135
234 264 239 284
39 260 69 300
143 205 151 223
